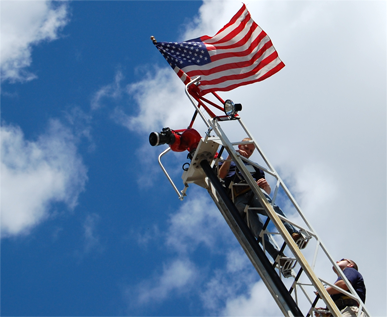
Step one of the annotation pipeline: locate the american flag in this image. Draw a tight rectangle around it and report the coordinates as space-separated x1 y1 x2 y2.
154 4 285 95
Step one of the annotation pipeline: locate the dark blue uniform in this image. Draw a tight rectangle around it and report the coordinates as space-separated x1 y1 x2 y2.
332 267 366 304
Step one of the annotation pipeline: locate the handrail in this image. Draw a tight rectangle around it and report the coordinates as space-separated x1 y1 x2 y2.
157 147 184 200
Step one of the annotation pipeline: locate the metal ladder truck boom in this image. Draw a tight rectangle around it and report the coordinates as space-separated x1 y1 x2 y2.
149 77 371 317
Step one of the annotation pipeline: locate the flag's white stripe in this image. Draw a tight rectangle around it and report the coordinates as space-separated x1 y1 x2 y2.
208 15 254 47
186 46 277 83
183 38 272 74
198 58 283 92
205 17 258 50
204 8 250 44
182 37 273 74
205 29 267 57
156 4 284 94
173 66 189 84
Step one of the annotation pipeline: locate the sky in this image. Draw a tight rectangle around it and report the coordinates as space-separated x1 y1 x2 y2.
1 0 386 316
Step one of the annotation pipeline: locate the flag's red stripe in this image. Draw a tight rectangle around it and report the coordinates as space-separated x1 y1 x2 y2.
186 40 274 78
254 62 285 81
205 23 260 52
175 67 192 85
205 11 251 45
201 4 247 41
194 52 280 87
156 4 284 95
199 62 285 95
209 31 268 62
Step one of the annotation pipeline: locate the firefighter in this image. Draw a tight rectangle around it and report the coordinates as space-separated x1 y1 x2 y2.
315 258 367 317
218 138 304 264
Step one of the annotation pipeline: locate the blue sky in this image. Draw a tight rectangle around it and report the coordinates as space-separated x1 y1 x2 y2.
1 1 386 316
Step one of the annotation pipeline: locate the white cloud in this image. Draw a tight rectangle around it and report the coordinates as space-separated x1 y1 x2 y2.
123 67 206 133
133 223 161 248
130 258 197 306
221 280 282 317
127 191 230 309
91 71 124 110
0 0 69 82
82 213 102 253
200 248 258 314
210 2 385 315
119 1 385 315
1 120 87 238
165 190 228 254
106 67 210 189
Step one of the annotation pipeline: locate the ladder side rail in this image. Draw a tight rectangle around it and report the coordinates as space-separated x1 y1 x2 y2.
318 274 369 317
295 218 370 316
312 240 322 270
271 179 281 205
237 155 278 178
318 277 370 317
298 283 316 308
179 81 370 316
237 118 316 232
201 160 304 317
306 294 321 317
271 214 316 238
232 154 315 237
210 119 343 316
230 154 286 215
319 279 362 302
234 117 370 315
290 268 304 295
317 246 370 316
234 155 284 214
229 134 322 245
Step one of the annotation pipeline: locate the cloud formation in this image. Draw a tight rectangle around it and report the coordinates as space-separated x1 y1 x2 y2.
127 192 224 307
165 191 228 254
0 0 69 82
221 280 282 316
1 120 88 238
127 257 197 308
91 71 124 110
82 213 102 253
119 67 203 133
128 191 278 315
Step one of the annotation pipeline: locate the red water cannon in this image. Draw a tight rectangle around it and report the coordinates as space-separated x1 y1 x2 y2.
149 127 201 154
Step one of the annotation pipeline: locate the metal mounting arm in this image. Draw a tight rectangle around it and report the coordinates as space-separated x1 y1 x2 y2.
158 147 185 200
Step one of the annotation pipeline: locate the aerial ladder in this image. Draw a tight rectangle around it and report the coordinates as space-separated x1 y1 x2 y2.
149 76 371 317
